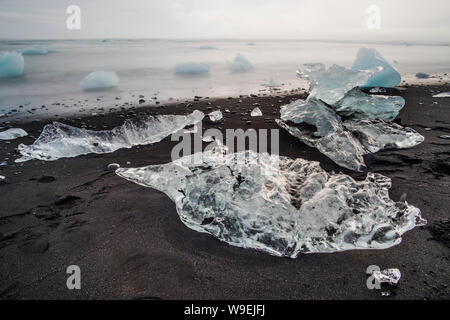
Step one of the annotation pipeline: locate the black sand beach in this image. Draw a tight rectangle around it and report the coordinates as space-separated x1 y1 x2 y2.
0 85 449 299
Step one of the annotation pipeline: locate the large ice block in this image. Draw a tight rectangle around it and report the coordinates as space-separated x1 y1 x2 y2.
0 51 24 78
81 71 119 90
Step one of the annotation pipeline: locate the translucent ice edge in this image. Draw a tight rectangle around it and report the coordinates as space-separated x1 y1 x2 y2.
16 110 204 162
0 128 28 140
116 146 426 257
0 51 24 78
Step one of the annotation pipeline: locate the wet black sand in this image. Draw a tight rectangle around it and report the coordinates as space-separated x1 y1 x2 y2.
0 85 449 299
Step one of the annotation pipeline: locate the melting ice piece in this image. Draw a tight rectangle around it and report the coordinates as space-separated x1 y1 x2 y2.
208 110 223 122
433 92 450 98
250 107 263 117
262 76 280 87
372 268 401 285
0 51 24 78
116 147 425 257
276 98 424 171
81 71 119 90
297 64 379 104
0 128 28 140
16 110 204 162
20 46 51 55
352 48 401 88
333 88 405 122
229 54 254 72
174 62 210 75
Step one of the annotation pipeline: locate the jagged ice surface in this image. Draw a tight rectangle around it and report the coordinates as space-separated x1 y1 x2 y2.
16 110 204 162
81 71 119 90
0 128 28 140
0 51 24 78
116 148 425 257
208 110 223 122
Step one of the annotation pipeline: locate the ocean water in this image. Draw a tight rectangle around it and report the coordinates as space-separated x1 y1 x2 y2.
0 39 449 120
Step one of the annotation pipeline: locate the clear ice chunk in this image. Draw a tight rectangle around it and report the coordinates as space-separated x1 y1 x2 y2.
352 48 401 88
20 46 51 55
116 147 425 257
250 107 263 117
333 88 405 122
208 110 223 122
81 71 119 91
0 51 24 78
16 110 204 162
433 92 450 98
297 64 379 105
0 128 28 140
229 54 254 72
174 62 210 75
372 268 401 285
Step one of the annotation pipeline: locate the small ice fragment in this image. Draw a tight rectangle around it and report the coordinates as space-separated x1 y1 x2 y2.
229 54 254 72
81 71 119 90
0 175 5 181
250 107 263 117
415 72 429 79
381 291 391 297
439 135 450 140
433 92 450 98
106 163 120 171
262 76 280 87
174 62 210 75
208 110 223 122
20 46 51 55
0 128 28 140
372 268 401 285
0 51 24 78
202 136 214 142
0 161 6 166
369 87 386 93
352 48 401 88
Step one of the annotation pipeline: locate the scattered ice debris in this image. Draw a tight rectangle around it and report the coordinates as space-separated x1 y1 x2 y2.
276 98 423 171
369 87 386 93
0 51 24 78
208 110 223 122
262 76 280 87
116 146 425 257
20 46 51 55
432 92 450 98
352 48 401 88
372 268 401 285
333 88 405 122
439 135 450 140
415 72 429 79
16 110 204 162
297 63 379 105
250 107 263 117
106 163 121 171
174 62 210 75
0 128 28 140
229 54 254 72
81 71 119 91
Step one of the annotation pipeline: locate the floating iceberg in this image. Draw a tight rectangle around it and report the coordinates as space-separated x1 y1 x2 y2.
250 107 263 117
208 110 223 122
297 64 379 105
0 51 24 78
174 62 210 75
352 48 401 88
333 88 405 122
371 268 401 285
0 128 28 140
81 71 119 91
116 147 425 256
20 46 51 55
16 110 204 162
229 54 254 72
433 92 450 98
276 98 423 171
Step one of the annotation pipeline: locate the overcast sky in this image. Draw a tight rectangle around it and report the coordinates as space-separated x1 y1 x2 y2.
0 0 449 42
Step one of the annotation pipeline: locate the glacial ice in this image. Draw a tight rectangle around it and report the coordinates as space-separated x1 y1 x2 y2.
16 110 204 162
208 110 223 122
0 51 24 78
0 128 28 140
250 107 263 117
174 62 210 75
229 54 254 72
81 71 119 91
297 64 379 105
20 46 51 55
371 268 401 285
276 98 423 171
352 48 401 88
433 92 450 98
116 147 425 256
333 88 405 122
262 76 280 87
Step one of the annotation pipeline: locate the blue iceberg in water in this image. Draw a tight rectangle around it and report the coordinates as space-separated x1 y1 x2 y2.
20 46 51 55
0 51 24 78
81 71 119 91
352 48 401 88
174 62 210 75
229 54 254 72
